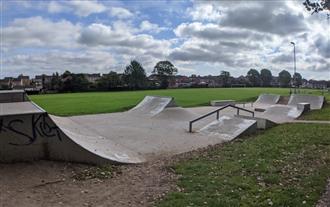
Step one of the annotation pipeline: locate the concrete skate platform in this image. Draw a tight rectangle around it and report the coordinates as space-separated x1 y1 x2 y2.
0 91 325 165
0 90 28 103
0 95 258 164
210 100 235 106
0 101 45 116
288 94 325 110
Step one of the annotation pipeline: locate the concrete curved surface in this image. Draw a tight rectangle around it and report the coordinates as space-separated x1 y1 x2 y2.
199 115 257 140
0 109 144 164
259 105 304 123
1 95 259 165
254 94 280 110
128 95 176 117
288 94 325 110
4 92 311 165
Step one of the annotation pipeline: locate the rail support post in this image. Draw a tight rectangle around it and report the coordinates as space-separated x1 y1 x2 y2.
189 122 192 133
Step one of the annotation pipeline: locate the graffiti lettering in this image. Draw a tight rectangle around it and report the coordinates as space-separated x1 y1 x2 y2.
0 113 62 146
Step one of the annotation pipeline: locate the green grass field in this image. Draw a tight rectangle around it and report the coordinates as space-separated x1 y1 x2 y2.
158 123 330 207
301 103 330 121
30 88 328 116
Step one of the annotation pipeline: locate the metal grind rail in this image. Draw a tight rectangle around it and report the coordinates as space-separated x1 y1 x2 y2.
188 104 254 133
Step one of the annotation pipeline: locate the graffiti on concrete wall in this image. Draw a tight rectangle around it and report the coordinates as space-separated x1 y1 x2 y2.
0 113 62 145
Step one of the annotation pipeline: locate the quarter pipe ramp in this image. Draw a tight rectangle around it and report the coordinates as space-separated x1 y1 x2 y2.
288 94 325 110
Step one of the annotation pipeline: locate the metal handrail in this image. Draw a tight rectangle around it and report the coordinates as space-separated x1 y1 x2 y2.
188 104 254 133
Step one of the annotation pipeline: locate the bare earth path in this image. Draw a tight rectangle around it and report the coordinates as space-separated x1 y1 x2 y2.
0 159 178 207
1 147 329 207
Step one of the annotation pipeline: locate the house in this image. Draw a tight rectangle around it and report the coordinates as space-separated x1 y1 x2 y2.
34 74 53 89
4 74 31 89
85 73 101 83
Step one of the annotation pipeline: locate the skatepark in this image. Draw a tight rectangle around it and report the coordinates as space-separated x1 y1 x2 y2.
0 90 325 165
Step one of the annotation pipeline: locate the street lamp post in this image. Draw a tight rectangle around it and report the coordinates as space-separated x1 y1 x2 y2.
291 42 296 94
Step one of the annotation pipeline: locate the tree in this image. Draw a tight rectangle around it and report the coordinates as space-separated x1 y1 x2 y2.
303 0 330 14
124 60 148 89
50 72 61 90
97 71 122 90
72 74 90 91
293 72 303 87
260 69 272 87
247 69 261 87
278 70 292 87
61 71 73 92
219 71 231 87
60 71 90 92
153 60 178 88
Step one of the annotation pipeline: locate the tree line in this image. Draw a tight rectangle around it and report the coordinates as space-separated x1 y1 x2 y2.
219 69 302 88
43 60 177 92
41 60 303 93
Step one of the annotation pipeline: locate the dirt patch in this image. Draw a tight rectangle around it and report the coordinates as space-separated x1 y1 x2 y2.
0 159 178 207
317 179 330 207
278 95 290 105
1 143 329 207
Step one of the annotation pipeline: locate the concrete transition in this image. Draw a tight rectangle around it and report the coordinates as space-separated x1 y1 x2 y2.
253 94 280 111
0 91 325 165
128 95 176 117
288 94 325 110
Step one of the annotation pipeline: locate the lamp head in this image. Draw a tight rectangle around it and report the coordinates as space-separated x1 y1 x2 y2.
290 42 295 45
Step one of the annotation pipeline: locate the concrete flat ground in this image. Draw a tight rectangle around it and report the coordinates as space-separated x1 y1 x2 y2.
64 106 257 161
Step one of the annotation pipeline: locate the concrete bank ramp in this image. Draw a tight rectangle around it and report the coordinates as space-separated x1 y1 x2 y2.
0 106 144 164
153 107 197 121
198 115 257 141
260 105 304 123
49 115 145 164
128 95 176 117
254 94 280 110
288 94 325 110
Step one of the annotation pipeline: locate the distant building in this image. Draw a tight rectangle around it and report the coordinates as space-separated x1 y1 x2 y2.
85 73 101 83
34 74 53 89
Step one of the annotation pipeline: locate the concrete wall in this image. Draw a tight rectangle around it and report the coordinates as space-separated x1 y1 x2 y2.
0 113 112 165
0 91 28 103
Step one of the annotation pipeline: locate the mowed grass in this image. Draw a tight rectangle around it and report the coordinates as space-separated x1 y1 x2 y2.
158 123 330 207
30 88 328 116
300 103 330 121
30 88 289 116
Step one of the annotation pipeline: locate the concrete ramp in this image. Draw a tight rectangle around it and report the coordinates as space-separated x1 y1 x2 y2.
153 107 197 121
254 94 280 110
49 115 145 164
198 115 257 141
0 102 144 164
259 105 304 123
128 95 176 117
288 94 325 110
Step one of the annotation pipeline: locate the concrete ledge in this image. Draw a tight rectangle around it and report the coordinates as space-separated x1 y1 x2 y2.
254 108 266 112
297 102 310 113
235 115 277 129
210 100 235 106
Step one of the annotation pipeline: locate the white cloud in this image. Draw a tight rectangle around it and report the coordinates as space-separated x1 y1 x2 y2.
68 0 106 17
78 23 171 57
3 51 116 77
188 3 222 21
47 1 65 13
139 20 166 33
109 7 133 19
2 16 81 48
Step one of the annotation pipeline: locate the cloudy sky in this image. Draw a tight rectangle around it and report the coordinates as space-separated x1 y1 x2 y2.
1 0 329 80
